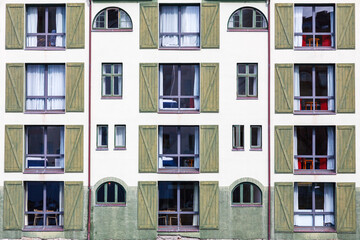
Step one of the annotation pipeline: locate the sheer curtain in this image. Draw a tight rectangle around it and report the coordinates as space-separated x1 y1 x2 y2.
160 6 179 47
181 6 199 47
324 183 334 226
193 184 199 226
56 7 65 47
158 127 163 168
27 7 38 47
330 11 334 47
26 65 45 110
327 128 334 170
294 7 303 47
294 129 298 169
194 129 199 168
120 11 132 28
116 126 126 147
294 66 300 110
159 65 164 109
327 66 334 111
193 65 200 110
47 65 65 110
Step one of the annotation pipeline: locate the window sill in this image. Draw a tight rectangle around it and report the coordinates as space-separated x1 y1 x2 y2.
158 110 200 114
96 203 126 207
92 29 132 32
294 111 336 115
232 148 244 151
294 47 335 51
237 96 258 100
24 168 64 174
158 226 199 232
231 204 262 207
159 47 200 51
114 147 126 150
25 47 66 51
96 147 108 151
294 169 336 175
158 168 199 174
25 110 65 114
294 226 336 233
23 226 63 232
228 28 268 32
101 96 123 99
250 148 262 151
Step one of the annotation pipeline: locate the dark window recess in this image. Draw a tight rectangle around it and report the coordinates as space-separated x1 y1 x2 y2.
96 182 126 204
232 182 262 205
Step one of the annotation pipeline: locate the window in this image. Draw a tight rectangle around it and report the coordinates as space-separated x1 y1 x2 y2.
115 125 126 149
294 183 334 229
159 5 200 48
228 8 267 30
25 182 64 229
97 125 108 149
26 5 65 48
158 182 199 231
26 126 64 171
96 182 126 206
232 182 262 206
250 125 262 149
159 64 199 111
294 65 334 112
93 8 132 30
159 126 199 172
26 64 65 112
102 64 123 98
232 125 244 150
237 64 257 98
294 5 334 48
295 126 334 173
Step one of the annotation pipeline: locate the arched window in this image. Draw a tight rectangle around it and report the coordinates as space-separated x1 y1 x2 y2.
93 8 132 30
232 182 262 205
96 181 126 205
228 8 267 30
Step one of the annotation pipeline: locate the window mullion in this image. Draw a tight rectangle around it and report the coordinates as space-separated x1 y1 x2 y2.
111 65 114 96
312 183 316 227
44 65 48 112
44 127 48 169
177 127 181 169
312 7 316 47
312 128 316 171
250 184 254 203
178 65 181 110
115 183 118 203
177 183 180 228
178 7 181 47
312 66 316 111
104 184 108 203
43 183 47 226
240 184 243 204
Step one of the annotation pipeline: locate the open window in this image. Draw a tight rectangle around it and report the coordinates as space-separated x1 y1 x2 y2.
93 8 132 30
232 182 262 206
228 7 267 30
96 181 126 206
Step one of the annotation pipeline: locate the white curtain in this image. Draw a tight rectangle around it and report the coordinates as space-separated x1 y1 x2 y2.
56 7 65 47
116 126 126 147
294 66 300 110
327 128 335 170
160 6 179 47
330 11 334 47
27 7 38 47
47 65 65 110
26 65 45 110
59 183 64 226
120 11 132 28
256 127 262 146
193 184 199 226
180 6 199 47
194 128 199 168
324 183 334 225
294 7 303 47
158 127 163 168
159 65 164 109
294 184 312 226
327 66 334 111
294 128 298 169
193 65 200 110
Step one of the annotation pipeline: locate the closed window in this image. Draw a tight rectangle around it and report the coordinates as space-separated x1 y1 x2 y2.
228 8 267 30
96 182 126 205
115 125 126 149
232 125 244 150
237 64 257 98
97 125 108 149
232 182 262 205
93 8 132 30
102 64 122 98
250 125 262 149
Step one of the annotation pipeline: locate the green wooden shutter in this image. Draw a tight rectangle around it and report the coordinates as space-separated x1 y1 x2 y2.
6 63 24 112
274 182 293 232
140 3 158 49
201 3 219 49
6 4 24 49
275 64 293 113
201 63 219 112
138 181 157 229
337 4 355 49
336 183 356 233
66 63 84 112
64 181 83 230
200 181 219 229
337 126 355 173
139 126 157 173
275 126 293 173
139 63 158 112
200 125 219 173
336 64 355 113
4 125 23 172
275 4 293 49
66 3 85 48
65 125 83 172
3 181 23 230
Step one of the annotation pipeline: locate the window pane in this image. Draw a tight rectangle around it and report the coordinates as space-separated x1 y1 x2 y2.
162 65 178 96
95 11 105 28
180 182 195 211
28 127 44 154
315 7 333 33
180 6 199 33
47 127 61 154
238 64 246 74
114 64 122 74
253 186 261 203
301 7 313 33
159 182 177 211
28 182 44 212
315 66 328 96
27 65 45 96
298 183 312 210
180 127 196 154
249 77 256 96
104 77 111 95
115 126 126 147
243 183 251 203
299 65 313 96
251 126 261 147
297 127 312 155
315 183 324 210
108 9 119 28
37 7 46 33
159 6 179 47
98 126 108 146
249 64 256 74
46 182 60 211
47 7 57 34
238 77 246 96
104 64 112 74
97 185 105 202
162 127 177 154
117 185 125 203
242 9 253 28
107 182 115 202
315 127 328 155
181 65 196 96
113 76 121 95
232 186 240 203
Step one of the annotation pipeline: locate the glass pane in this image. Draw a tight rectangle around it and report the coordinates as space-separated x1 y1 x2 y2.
249 64 256 74
315 66 328 96
46 182 60 211
315 6 333 33
238 64 246 74
47 127 61 154
249 77 256 96
117 185 125 202
97 185 105 202
230 12 240 28
299 65 313 96
159 182 177 211
162 127 177 154
27 65 45 96
104 77 111 95
232 186 240 203
162 98 179 109
315 183 324 210
301 6 313 33
113 76 121 96
242 9 253 28
99 126 108 146
47 7 57 34
115 126 126 147
95 11 105 28
253 186 261 203
162 65 178 96
114 64 122 74
37 7 46 33
315 127 328 155
298 183 312 210
180 214 196 226
180 98 195 109
180 156 195 167
251 127 260 147
180 182 196 211
103 65 111 74
180 127 196 154
107 182 115 202
238 77 246 96
108 9 119 28
181 65 196 96
297 127 312 155
28 127 44 154
28 182 44 212
242 183 251 203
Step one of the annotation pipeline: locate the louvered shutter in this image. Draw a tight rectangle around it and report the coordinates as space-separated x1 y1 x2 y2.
336 183 356 233
64 181 84 230
139 126 157 173
200 63 219 112
336 64 355 113
139 63 158 112
337 4 355 49
275 64 293 113
5 125 23 172
66 63 84 112
201 3 219 49
6 63 24 112
337 126 355 173
140 3 158 49
138 181 157 229
274 182 293 232
200 181 219 229
275 4 293 49
3 181 23 230
275 126 293 173
200 125 219 173
65 125 83 172
66 3 85 48
6 4 24 49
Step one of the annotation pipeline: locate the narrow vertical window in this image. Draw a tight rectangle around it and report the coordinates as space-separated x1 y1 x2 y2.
232 125 244 150
237 64 258 98
115 125 126 149
250 125 262 149
102 64 123 98
97 125 108 149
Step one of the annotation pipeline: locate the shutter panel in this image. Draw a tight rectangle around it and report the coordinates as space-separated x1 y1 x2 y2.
138 181 157 229
200 63 219 112
336 183 356 233
5 125 23 172
337 4 355 49
200 125 219 173
200 181 219 229
274 182 293 232
6 4 24 49
4 181 23 230
337 126 355 173
139 63 158 112
64 181 83 230
275 4 293 49
6 63 24 112
139 126 157 173
275 126 293 173
336 64 355 113
65 125 83 172
140 3 158 49
275 64 293 113
66 63 84 112
201 3 219 49
66 3 85 48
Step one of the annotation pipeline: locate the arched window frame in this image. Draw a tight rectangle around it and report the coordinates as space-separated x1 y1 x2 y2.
96 181 126 206
231 182 262 207
228 7 268 31
92 7 133 31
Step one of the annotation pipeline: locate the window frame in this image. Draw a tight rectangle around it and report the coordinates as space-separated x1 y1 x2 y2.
227 7 268 31
232 125 244 150
101 63 123 99
231 182 262 207
250 125 262 150
114 125 126 150
92 7 133 32
96 181 126 207
237 63 258 99
97 125 108 150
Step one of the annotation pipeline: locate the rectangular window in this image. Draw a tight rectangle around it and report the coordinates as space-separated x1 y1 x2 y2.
159 64 200 111
294 5 335 48
26 5 66 48
158 182 199 231
295 126 335 173
102 63 123 98
237 64 258 98
26 64 65 112
97 125 108 149
250 125 262 149
294 65 334 112
159 5 200 48
232 125 244 150
115 125 126 149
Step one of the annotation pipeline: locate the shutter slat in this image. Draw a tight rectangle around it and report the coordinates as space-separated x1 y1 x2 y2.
138 181 157 229
4 181 23 230
275 64 293 113
140 3 158 49
274 126 293 173
6 4 24 49
139 126 157 173
337 4 355 49
66 3 85 48
201 3 219 48
336 64 355 113
66 63 84 112
139 63 158 112
65 125 83 172
5 125 23 172
200 181 219 229
64 182 84 230
275 182 293 232
200 63 219 112
336 183 356 233
336 126 355 173
275 4 293 49
6 63 24 112
200 125 219 173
